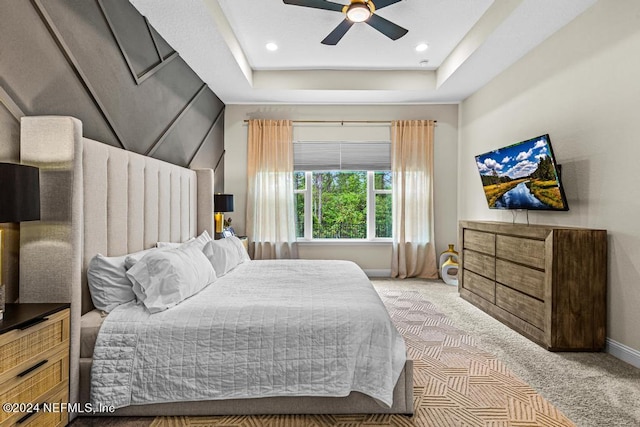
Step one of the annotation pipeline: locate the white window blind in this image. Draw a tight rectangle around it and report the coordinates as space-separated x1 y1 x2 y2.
293 142 391 171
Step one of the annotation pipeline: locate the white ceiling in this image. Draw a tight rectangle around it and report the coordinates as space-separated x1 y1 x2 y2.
129 0 597 104
217 0 493 71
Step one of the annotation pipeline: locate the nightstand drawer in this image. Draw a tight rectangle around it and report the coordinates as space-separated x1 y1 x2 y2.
0 349 69 425
0 309 70 383
2 382 69 427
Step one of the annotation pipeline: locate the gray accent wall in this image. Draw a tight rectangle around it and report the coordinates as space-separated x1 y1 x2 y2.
0 0 225 179
0 0 225 302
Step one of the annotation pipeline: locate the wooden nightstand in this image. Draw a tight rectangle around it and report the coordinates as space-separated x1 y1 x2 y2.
0 303 70 427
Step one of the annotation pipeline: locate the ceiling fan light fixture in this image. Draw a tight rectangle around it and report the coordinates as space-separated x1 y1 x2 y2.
284 0 406 45
346 3 371 23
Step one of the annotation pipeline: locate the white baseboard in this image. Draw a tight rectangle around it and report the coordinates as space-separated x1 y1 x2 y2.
364 269 391 278
606 338 640 369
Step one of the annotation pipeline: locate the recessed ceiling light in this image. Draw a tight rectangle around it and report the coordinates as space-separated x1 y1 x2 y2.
266 42 278 51
419 60 429 67
415 43 429 52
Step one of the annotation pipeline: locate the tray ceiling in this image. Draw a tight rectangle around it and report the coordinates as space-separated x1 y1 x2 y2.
130 0 597 104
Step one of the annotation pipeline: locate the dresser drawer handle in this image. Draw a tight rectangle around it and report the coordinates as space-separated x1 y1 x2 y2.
18 316 49 330
17 360 48 378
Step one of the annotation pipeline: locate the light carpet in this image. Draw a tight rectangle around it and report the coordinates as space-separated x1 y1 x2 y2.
374 279 640 427
148 286 575 427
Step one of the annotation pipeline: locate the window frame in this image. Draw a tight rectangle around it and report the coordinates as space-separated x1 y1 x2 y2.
294 170 393 242
369 171 392 240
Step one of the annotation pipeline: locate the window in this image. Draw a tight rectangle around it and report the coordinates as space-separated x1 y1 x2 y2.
373 171 392 238
293 142 392 241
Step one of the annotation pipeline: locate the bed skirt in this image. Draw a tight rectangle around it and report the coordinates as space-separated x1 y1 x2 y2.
79 358 414 416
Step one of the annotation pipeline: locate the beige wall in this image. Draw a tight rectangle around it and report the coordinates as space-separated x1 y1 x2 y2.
224 104 459 273
459 0 640 353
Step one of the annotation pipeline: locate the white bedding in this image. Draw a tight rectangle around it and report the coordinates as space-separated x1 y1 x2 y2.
90 260 406 409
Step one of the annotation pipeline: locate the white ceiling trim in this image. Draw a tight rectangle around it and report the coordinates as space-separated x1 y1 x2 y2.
253 70 435 91
437 0 523 89
201 0 253 86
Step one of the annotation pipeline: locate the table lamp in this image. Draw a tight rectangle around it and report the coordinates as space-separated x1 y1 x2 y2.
213 194 234 234
0 163 40 320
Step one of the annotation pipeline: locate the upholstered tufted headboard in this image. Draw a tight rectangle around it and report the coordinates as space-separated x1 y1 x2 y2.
18 116 214 409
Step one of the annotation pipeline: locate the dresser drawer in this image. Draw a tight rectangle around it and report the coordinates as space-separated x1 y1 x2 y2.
496 235 545 269
463 270 495 303
0 309 70 383
463 249 495 280
463 229 495 256
496 284 545 330
496 259 545 300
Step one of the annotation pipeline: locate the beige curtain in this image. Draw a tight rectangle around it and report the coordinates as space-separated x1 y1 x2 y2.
391 120 438 279
246 119 298 260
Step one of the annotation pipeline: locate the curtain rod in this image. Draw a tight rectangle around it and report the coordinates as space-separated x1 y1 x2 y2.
242 119 437 124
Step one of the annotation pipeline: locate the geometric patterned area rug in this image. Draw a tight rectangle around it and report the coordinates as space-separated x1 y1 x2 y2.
150 290 575 427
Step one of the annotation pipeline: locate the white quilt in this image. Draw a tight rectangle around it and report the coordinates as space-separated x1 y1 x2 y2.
90 260 406 408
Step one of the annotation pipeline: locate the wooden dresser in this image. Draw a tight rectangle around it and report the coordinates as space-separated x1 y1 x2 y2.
458 221 607 351
0 303 70 427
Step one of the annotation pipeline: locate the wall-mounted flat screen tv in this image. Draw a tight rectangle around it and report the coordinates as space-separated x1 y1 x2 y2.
475 134 569 210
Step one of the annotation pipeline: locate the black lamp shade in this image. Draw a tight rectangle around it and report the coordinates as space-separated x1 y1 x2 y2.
214 194 234 213
0 163 40 223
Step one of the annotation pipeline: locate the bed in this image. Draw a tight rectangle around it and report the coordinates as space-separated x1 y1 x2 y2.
18 116 414 418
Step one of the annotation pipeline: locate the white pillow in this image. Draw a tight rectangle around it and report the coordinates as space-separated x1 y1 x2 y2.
125 231 212 269
202 236 248 277
87 254 136 312
228 236 251 262
124 247 159 270
126 243 217 313
156 230 211 249
156 240 189 249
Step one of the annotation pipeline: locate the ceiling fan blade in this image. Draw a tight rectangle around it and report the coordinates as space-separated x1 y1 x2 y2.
365 13 408 40
282 0 344 13
371 0 403 10
321 19 354 45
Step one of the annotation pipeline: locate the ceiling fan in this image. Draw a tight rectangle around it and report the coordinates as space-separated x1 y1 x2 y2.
283 0 408 45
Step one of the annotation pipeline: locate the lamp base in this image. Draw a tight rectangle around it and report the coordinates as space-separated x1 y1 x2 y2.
214 212 224 234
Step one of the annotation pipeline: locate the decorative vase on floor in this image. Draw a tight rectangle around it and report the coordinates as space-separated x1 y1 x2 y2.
440 244 459 286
